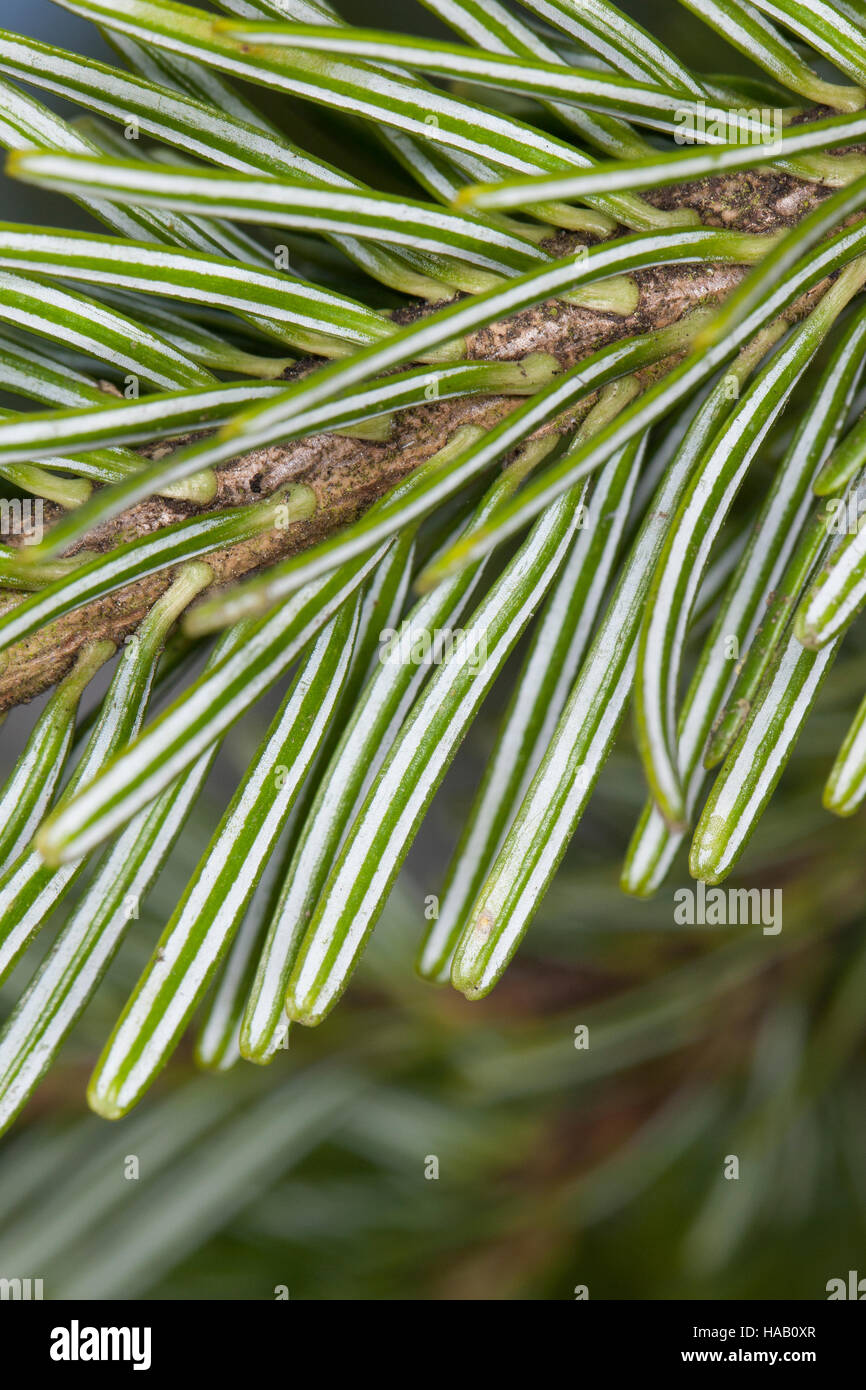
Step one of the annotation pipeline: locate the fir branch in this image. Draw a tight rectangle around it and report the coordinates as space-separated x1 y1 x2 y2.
0 163 852 713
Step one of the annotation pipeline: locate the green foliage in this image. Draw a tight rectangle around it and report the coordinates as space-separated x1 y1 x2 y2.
0 0 866 1155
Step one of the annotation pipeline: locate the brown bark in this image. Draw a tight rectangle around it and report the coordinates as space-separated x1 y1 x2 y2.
0 160 858 711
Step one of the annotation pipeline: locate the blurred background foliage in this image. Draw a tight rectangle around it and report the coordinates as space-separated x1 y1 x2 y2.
1 0 865 1300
